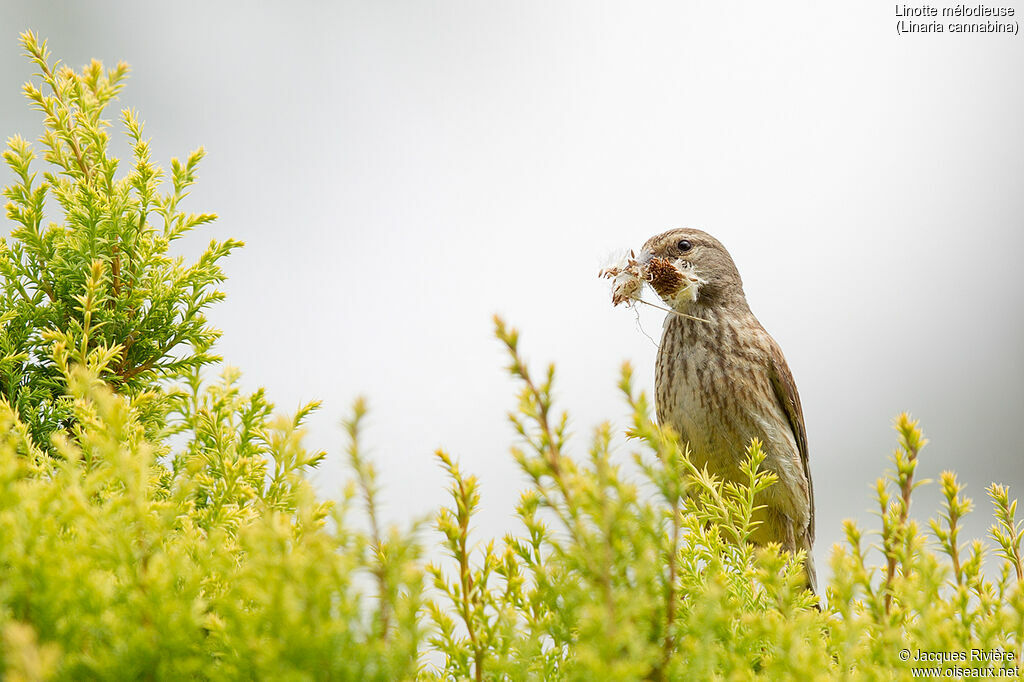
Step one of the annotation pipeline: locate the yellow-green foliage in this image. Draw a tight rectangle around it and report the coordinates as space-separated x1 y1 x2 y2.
2 32 1023 681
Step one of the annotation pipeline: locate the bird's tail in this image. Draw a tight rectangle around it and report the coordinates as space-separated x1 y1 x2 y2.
799 527 819 602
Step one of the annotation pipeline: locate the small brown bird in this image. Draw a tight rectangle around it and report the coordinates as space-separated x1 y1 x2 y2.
640 228 816 592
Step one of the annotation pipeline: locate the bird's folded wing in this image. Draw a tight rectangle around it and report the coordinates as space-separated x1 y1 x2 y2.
767 339 814 541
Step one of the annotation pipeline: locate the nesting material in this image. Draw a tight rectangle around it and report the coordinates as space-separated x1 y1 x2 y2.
599 252 645 306
599 251 704 309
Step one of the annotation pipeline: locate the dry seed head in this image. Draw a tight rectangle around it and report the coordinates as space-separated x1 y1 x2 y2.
599 249 645 307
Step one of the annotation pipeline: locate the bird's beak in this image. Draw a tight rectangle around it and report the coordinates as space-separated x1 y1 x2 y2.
637 249 653 265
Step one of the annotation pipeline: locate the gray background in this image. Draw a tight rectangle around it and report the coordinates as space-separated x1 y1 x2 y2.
2 1 1022 579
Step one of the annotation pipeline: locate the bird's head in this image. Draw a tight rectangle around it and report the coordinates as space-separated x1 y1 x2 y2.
639 228 746 311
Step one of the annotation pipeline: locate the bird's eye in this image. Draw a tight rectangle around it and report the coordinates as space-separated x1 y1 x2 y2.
677 239 692 252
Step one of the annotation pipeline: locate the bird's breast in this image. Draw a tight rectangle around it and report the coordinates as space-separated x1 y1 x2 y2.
655 311 784 474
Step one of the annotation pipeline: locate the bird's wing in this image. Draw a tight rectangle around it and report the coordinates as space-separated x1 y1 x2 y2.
767 337 813 541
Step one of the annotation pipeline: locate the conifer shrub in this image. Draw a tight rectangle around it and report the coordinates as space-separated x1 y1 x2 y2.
1 32 1022 681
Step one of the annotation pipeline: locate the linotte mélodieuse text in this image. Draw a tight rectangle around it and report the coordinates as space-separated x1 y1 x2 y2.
896 3 1018 33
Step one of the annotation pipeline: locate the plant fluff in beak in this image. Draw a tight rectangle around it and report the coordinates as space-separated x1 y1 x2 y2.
600 250 704 310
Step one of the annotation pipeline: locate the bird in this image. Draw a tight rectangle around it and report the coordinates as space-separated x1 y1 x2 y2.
639 227 816 593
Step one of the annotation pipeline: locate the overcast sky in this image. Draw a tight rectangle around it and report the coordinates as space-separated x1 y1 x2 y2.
2 1 1023 578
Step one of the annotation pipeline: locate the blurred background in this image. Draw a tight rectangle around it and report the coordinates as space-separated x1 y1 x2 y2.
2 1 1022 578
